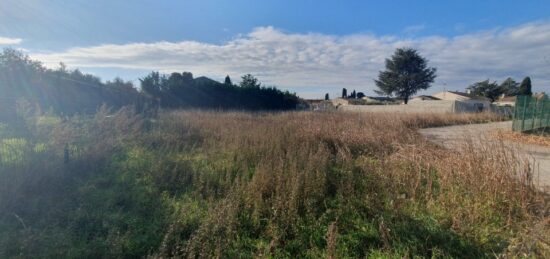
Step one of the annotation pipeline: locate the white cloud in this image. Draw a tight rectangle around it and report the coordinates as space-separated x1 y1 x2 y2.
30 22 550 98
0 36 22 45
403 24 426 35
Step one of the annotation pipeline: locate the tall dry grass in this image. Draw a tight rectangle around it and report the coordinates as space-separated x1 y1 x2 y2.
1 109 547 258
147 111 547 257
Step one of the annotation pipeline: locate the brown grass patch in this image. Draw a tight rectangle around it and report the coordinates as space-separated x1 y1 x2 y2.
3 109 548 258
492 130 550 147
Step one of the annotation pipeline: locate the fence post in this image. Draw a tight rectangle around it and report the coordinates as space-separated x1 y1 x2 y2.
533 98 541 130
543 99 549 129
512 98 518 130
537 99 544 128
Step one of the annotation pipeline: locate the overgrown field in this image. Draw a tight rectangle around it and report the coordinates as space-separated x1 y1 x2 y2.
0 109 548 258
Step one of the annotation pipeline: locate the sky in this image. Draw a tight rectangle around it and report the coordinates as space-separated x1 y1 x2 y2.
1 0 550 99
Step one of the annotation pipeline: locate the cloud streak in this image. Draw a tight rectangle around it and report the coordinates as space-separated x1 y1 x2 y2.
0 36 22 45
30 22 550 97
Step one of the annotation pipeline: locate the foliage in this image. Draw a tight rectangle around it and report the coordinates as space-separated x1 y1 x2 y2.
239 74 261 88
0 49 148 117
499 77 520 96
325 93 329 100
140 72 299 110
0 48 300 118
518 76 533 96
224 75 232 86
0 109 547 258
467 80 501 102
375 48 437 104
468 76 535 101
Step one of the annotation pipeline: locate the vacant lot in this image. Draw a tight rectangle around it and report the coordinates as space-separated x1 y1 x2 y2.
0 110 548 258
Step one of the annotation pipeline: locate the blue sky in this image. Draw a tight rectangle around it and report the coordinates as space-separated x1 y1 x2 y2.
1 0 550 98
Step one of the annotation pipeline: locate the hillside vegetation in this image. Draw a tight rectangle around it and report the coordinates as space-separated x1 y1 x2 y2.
0 109 548 258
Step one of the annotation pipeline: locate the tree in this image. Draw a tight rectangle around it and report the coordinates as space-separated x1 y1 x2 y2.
375 48 437 104
357 92 365 98
499 77 519 96
224 75 232 86
466 79 501 102
105 77 136 92
240 74 261 88
350 90 356 98
0 48 145 115
139 71 163 96
518 77 533 96
342 88 347 98
324 93 329 100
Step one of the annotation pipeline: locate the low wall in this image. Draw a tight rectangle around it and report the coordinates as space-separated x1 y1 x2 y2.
339 100 456 113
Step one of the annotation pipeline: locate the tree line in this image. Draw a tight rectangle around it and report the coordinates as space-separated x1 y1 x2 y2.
0 48 300 120
0 49 151 118
466 77 533 102
140 72 299 110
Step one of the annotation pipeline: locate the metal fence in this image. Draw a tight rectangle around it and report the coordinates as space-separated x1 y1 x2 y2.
512 95 550 132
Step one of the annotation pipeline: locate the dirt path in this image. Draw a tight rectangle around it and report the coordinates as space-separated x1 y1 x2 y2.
419 121 550 188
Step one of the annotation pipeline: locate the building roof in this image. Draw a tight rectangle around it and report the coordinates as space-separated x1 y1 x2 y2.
497 96 516 102
364 96 396 101
447 91 478 99
411 95 441 100
433 91 490 101
305 99 325 104
535 92 549 100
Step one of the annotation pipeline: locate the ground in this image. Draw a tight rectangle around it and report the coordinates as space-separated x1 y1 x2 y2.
419 121 550 189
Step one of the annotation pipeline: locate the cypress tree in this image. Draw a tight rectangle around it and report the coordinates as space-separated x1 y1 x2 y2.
518 77 533 96
224 75 232 86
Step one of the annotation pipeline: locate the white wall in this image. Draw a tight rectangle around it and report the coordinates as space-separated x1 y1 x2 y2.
339 100 456 113
339 100 499 114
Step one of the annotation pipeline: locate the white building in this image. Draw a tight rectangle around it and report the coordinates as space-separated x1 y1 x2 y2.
409 95 441 102
432 91 491 112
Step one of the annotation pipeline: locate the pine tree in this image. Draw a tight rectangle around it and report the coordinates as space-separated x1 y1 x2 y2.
342 88 347 98
375 48 437 104
325 93 329 100
240 74 260 88
499 77 519 96
466 80 501 102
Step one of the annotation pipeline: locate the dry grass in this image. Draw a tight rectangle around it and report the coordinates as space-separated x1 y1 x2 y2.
2 109 548 258
148 111 547 257
492 130 550 147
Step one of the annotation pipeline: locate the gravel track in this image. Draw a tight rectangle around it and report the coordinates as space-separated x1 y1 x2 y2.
419 121 550 189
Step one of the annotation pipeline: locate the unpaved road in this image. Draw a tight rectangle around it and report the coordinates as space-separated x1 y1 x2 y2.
419 121 550 188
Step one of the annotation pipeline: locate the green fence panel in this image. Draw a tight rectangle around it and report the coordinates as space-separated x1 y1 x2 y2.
513 95 550 132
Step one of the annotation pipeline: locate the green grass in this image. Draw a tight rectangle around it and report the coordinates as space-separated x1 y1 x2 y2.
0 138 28 165
0 109 547 258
